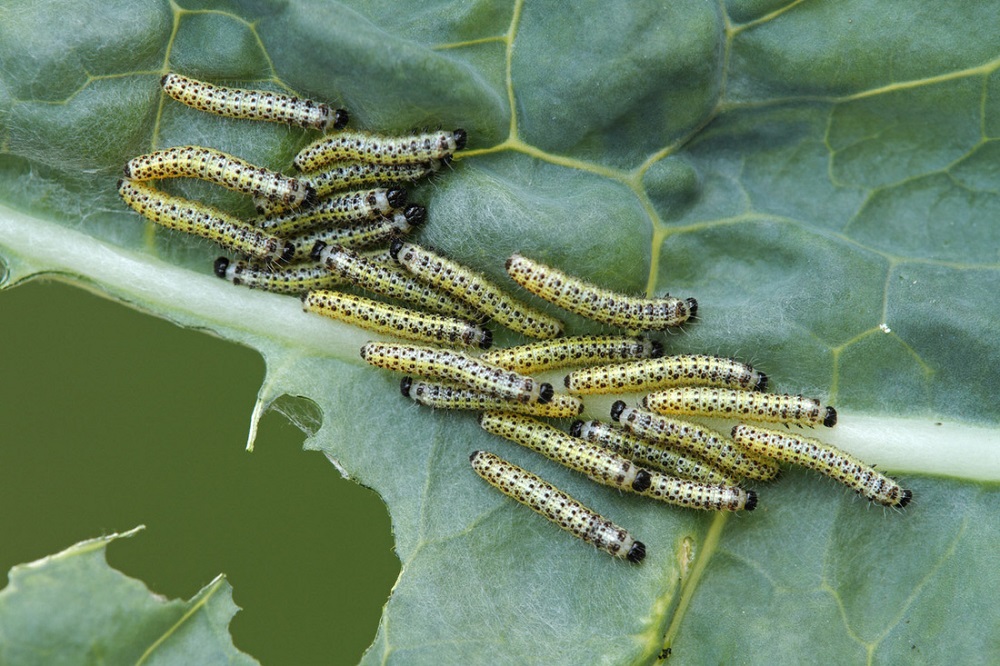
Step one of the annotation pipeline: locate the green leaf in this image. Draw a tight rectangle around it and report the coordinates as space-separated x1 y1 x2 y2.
1 0 999 663
0 528 255 665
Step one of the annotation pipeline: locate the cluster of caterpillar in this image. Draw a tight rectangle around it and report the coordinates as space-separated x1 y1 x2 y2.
354 253 912 563
119 72 912 565
117 72 464 286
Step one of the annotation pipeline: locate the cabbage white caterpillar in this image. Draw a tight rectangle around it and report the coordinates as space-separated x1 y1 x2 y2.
469 450 646 563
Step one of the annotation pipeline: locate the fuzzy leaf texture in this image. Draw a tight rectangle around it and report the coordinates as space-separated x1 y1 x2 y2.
1 0 999 663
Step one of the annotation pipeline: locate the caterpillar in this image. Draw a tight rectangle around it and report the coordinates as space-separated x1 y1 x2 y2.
359 341 554 404
564 355 766 395
570 419 739 486
122 145 316 209
254 187 407 236
213 257 343 294
391 241 564 339
253 161 441 216
480 336 662 375
477 412 652 494
479 413 755 512
160 72 348 131
401 378 584 419
116 179 292 263
643 387 838 428
639 470 757 512
304 291 492 349
505 253 696 331
610 401 780 482
469 450 646 563
731 424 912 508
294 129 467 172
283 206 425 263
317 244 485 322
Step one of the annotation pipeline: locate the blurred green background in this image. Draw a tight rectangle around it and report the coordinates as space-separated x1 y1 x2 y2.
0 279 400 665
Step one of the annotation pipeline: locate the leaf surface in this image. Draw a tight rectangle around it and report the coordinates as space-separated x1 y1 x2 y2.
1 0 998 663
0 528 255 665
